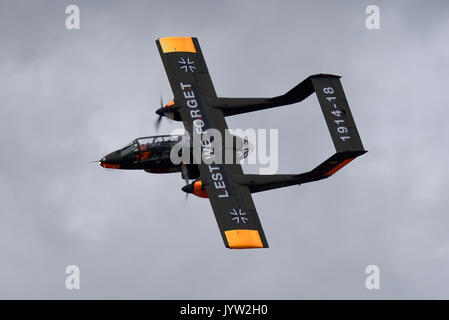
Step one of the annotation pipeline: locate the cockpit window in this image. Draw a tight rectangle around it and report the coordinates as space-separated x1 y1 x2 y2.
136 135 182 147
120 144 138 156
153 136 166 144
137 137 154 145
170 135 182 142
123 140 136 147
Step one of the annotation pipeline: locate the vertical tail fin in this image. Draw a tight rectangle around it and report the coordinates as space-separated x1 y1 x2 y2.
310 74 365 153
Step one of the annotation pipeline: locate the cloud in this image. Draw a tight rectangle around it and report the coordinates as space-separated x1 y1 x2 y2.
1 0 448 298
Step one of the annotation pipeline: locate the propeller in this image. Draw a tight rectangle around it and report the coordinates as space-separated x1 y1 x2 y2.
154 94 165 132
181 164 190 201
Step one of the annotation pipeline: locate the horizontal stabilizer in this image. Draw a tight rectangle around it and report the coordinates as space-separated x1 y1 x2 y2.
235 150 366 193
212 74 343 117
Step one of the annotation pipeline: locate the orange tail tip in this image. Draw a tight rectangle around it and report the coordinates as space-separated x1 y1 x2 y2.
324 157 354 176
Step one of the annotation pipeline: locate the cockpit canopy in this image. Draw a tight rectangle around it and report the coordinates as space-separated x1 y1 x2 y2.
120 143 139 157
118 135 184 164
135 135 182 147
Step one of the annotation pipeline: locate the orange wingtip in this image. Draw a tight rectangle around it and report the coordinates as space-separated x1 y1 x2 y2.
225 229 264 249
159 37 196 53
324 157 354 176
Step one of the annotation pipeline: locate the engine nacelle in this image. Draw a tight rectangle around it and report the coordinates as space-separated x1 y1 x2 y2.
181 180 208 198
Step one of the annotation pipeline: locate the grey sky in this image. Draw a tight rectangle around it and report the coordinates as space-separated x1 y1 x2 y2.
1 0 449 299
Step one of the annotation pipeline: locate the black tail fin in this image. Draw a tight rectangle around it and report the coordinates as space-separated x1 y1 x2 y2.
309 74 365 153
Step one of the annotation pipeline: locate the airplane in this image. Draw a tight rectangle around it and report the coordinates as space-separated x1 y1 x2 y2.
99 37 366 249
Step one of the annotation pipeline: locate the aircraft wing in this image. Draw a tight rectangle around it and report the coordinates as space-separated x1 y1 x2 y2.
156 37 269 249
156 37 217 99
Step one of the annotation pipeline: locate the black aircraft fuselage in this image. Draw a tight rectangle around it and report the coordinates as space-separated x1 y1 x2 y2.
100 133 248 177
100 135 184 174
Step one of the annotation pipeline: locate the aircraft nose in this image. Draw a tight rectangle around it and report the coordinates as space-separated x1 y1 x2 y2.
100 151 122 169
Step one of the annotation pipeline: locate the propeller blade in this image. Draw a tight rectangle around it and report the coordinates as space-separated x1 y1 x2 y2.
154 114 163 131
154 93 165 132
181 164 190 183
181 164 190 202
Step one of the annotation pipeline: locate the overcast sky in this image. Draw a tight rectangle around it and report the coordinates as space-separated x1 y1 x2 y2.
1 0 449 299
